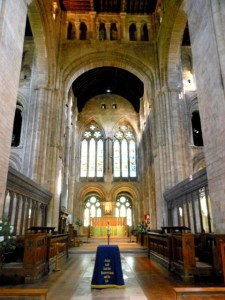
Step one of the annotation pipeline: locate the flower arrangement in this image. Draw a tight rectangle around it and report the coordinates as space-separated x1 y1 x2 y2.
0 218 17 264
75 218 83 228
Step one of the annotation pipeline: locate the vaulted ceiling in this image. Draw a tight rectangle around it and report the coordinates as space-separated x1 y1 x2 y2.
72 67 144 113
59 0 157 14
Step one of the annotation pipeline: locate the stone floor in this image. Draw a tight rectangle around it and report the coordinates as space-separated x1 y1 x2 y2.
0 239 224 300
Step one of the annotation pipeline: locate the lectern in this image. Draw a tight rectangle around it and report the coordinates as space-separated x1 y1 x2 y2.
91 245 125 288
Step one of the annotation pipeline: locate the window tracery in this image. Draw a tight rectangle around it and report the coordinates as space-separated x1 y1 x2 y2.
113 123 137 179
80 122 104 179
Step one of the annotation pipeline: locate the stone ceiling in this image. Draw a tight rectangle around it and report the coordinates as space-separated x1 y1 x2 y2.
59 0 157 14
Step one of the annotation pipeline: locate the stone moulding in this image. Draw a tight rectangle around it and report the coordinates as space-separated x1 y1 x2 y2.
6 166 52 205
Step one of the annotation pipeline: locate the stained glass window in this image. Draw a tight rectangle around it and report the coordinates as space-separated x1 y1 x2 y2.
113 123 137 178
84 196 102 226
116 195 132 226
80 122 104 178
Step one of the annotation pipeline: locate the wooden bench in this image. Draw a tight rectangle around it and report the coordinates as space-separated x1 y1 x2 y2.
221 242 225 284
0 288 48 299
174 287 225 299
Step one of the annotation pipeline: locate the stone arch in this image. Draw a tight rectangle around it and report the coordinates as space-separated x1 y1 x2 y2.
62 51 155 103
67 21 75 40
9 153 23 172
158 1 187 88
77 117 106 140
111 117 138 139
27 0 56 85
77 185 106 205
110 183 140 204
193 153 206 173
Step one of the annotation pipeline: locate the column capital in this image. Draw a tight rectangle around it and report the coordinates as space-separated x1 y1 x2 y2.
24 0 33 6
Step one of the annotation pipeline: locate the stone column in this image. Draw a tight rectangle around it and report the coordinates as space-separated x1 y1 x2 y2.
96 23 100 40
0 0 28 217
89 11 96 40
60 92 73 213
68 95 78 224
136 23 141 41
120 13 127 41
184 0 225 232
153 87 189 228
75 21 80 40
105 23 111 40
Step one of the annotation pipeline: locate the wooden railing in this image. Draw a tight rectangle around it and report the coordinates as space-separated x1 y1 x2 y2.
220 242 225 284
174 287 225 299
4 166 52 236
148 232 172 270
148 231 225 281
0 288 48 299
171 233 196 281
0 232 69 283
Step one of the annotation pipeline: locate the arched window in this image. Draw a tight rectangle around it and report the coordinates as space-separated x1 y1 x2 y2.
110 23 117 40
67 22 75 40
115 195 133 226
192 111 203 146
80 122 104 179
79 22 87 40
113 123 137 179
84 195 102 226
129 23 136 41
99 23 106 40
11 103 23 147
141 24 148 41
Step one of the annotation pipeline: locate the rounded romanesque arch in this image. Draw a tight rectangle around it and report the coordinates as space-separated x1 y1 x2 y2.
27 0 58 85
110 183 140 203
158 0 187 88
61 51 155 99
77 185 106 203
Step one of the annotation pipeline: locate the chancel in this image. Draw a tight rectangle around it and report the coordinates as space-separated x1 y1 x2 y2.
1 0 225 299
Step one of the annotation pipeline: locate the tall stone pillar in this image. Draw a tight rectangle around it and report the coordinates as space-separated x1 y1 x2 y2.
24 85 62 228
0 0 29 217
153 88 189 228
184 0 225 232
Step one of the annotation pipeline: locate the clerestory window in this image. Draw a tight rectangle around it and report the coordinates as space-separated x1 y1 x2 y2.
80 122 104 179
113 123 137 179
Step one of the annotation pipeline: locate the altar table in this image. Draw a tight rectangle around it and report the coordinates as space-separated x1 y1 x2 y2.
91 245 125 288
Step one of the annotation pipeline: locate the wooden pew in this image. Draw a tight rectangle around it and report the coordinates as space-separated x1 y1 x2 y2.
148 232 172 270
171 233 196 281
174 287 225 299
221 242 225 284
0 233 69 283
0 288 48 299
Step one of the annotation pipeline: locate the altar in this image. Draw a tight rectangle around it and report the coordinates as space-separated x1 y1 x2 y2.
91 217 127 237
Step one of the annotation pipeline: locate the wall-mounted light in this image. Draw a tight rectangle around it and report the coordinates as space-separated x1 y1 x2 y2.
101 104 106 109
106 89 111 93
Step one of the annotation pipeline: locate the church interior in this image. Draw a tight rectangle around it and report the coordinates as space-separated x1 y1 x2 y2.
1 0 225 299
